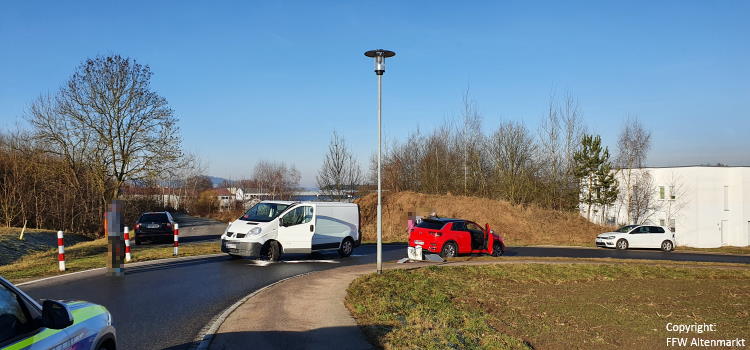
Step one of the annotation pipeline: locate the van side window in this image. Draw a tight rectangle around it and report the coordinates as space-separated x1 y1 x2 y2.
302 206 313 224
281 206 314 226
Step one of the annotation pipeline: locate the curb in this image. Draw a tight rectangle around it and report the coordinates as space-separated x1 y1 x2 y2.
16 253 226 287
193 271 315 350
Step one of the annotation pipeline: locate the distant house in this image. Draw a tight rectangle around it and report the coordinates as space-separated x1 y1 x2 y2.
121 185 182 208
214 188 234 209
582 166 750 248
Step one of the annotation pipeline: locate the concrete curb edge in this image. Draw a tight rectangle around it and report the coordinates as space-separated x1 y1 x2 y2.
16 253 226 287
193 271 315 350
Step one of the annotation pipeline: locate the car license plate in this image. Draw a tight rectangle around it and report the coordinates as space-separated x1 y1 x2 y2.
147 224 159 229
226 243 237 249
414 240 424 245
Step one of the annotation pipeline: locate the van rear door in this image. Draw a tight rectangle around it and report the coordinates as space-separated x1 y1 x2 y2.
313 204 357 250
277 204 315 253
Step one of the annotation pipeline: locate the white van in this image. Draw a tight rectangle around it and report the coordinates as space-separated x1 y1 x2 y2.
220 200 361 260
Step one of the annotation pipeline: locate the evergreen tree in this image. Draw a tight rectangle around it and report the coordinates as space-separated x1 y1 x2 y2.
594 157 619 223
573 134 618 220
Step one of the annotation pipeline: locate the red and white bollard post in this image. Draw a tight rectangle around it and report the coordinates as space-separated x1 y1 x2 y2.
173 223 179 256
57 230 65 271
124 226 132 262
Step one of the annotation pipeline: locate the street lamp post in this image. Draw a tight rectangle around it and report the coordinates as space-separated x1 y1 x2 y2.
364 49 395 274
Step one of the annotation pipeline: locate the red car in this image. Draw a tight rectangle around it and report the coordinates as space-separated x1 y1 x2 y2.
408 218 505 258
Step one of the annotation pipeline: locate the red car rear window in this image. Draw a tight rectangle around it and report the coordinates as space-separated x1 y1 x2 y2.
416 219 445 230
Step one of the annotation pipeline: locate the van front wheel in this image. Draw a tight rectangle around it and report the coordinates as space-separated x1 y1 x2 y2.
262 241 281 262
338 238 354 258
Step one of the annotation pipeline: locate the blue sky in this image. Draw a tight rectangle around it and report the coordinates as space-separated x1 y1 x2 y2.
1 1 748 186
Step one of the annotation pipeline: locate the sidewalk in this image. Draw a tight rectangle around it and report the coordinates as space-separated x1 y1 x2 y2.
208 264 381 350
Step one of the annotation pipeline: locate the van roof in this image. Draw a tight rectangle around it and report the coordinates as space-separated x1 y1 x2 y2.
259 200 296 205
300 201 357 206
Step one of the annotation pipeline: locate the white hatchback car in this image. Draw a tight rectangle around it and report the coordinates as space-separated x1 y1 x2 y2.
595 225 675 251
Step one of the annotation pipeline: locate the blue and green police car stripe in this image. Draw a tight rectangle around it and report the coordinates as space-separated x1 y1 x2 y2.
2 304 107 350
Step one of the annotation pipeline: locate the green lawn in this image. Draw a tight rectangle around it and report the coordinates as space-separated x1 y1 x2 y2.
346 263 750 350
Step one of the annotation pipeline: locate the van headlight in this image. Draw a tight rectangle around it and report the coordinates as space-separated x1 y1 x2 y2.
249 227 262 235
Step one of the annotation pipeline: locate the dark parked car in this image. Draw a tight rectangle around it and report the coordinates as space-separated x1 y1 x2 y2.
133 212 176 245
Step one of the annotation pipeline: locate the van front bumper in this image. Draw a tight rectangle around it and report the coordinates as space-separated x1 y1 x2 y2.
221 239 262 256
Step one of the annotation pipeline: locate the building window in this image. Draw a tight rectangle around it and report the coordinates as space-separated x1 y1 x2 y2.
669 219 676 232
660 219 666 226
669 185 676 200
659 186 665 200
723 186 729 211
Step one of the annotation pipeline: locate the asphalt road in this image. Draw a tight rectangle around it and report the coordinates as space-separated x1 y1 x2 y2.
16 239 749 350
20 243 407 350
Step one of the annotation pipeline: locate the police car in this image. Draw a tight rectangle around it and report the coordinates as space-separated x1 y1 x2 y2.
0 276 116 350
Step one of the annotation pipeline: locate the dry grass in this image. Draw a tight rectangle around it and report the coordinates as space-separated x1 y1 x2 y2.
347 263 750 350
0 227 92 265
355 191 613 246
0 238 220 283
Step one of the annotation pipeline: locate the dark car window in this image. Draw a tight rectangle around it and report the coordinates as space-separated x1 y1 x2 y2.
416 219 445 230
635 226 650 234
0 284 35 344
466 222 483 232
649 226 665 233
451 222 467 231
139 213 169 223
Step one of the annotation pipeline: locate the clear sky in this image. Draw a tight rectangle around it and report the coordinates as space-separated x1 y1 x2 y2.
1 1 748 187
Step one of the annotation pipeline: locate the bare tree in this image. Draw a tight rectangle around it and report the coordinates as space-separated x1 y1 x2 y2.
252 160 300 200
615 116 652 223
317 131 362 200
488 120 538 204
29 55 182 201
628 170 658 224
537 93 585 209
658 172 689 232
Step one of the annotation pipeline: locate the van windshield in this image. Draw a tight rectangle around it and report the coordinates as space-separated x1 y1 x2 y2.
239 203 290 222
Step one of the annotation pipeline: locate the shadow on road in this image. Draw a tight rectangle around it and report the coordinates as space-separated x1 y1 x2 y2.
124 255 229 275
163 326 384 350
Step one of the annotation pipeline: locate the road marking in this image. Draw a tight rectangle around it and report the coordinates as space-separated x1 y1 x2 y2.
245 259 340 266
285 259 339 264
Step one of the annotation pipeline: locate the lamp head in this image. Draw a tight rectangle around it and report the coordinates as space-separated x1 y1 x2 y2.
364 49 395 75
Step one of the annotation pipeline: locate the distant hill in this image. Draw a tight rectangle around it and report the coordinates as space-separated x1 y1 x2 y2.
208 176 232 188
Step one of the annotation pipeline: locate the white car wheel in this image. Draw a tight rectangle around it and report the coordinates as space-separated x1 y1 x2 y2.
616 239 628 250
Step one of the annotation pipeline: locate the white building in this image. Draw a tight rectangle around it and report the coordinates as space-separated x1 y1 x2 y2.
584 166 750 248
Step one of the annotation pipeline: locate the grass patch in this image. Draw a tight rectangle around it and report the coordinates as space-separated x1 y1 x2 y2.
447 255 750 268
0 238 220 284
347 263 750 349
1 227 92 265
